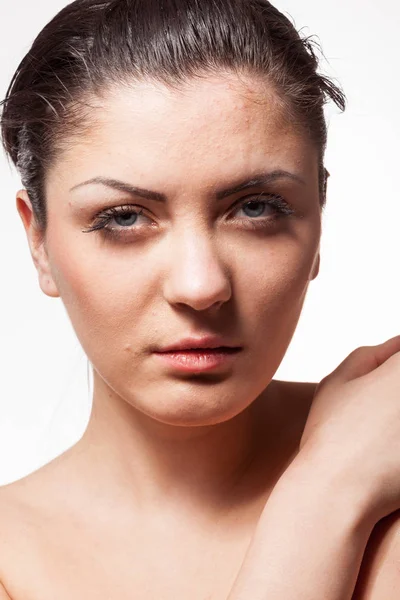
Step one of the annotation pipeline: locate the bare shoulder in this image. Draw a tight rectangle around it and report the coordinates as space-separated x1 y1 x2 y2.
0 442 84 529
0 475 44 596
0 448 81 570
276 378 317 404
0 475 41 544
0 462 59 551
0 446 74 514
270 378 317 428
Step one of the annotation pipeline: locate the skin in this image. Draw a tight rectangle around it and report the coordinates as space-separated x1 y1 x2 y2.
21 72 321 511
2 71 398 598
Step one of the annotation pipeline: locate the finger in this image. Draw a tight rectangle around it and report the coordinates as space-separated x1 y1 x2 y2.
325 335 400 383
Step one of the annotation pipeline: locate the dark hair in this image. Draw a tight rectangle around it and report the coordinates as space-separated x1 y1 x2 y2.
0 0 345 232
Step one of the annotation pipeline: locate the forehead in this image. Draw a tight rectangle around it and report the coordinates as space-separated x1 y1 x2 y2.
51 72 317 190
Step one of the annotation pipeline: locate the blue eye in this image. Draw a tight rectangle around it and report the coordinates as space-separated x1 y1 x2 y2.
236 200 273 218
82 193 296 242
113 211 141 227
232 194 295 221
82 205 151 235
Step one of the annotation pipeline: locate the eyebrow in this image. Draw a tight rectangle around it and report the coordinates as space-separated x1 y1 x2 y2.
69 170 306 201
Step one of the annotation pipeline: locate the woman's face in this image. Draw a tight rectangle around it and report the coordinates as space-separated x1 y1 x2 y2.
23 72 321 426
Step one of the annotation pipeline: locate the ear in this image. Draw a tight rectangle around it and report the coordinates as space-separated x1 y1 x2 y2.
16 189 60 298
310 252 320 281
321 167 330 210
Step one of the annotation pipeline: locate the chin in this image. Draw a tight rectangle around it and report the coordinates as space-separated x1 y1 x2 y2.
131 383 256 428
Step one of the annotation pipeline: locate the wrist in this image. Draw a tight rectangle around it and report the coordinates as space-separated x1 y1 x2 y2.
275 450 377 536
228 452 374 600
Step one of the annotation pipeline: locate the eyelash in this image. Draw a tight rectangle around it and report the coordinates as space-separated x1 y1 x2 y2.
82 194 296 240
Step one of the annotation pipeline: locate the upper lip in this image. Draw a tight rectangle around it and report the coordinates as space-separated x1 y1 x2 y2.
155 336 242 352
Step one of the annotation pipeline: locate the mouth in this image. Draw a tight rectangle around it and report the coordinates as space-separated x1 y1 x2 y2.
154 336 243 353
156 347 241 353
153 346 242 372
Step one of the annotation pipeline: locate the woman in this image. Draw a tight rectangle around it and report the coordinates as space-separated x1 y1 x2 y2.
1 0 400 598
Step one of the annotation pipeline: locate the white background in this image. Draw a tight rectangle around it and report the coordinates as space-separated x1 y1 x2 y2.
0 0 399 485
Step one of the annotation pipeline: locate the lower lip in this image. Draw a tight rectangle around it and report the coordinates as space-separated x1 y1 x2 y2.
153 348 242 372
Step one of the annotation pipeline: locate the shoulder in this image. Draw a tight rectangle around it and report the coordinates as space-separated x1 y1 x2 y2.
0 460 75 596
255 378 317 450
277 379 318 405
0 473 50 554
273 378 318 407
268 378 317 431
0 451 78 567
0 478 52 598
0 479 39 594
353 511 400 598
0 445 81 530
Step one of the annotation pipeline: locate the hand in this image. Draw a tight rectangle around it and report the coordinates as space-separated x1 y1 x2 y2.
297 335 400 524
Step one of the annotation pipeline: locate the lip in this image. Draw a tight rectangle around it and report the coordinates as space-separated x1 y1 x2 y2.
153 347 242 373
154 336 242 353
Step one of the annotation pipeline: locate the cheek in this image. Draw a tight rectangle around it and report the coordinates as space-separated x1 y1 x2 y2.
239 259 308 351
46 230 156 354
46 213 319 369
234 224 320 368
237 225 319 317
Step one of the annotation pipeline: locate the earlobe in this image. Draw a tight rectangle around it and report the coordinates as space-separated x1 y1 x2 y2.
310 253 320 281
16 190 60 298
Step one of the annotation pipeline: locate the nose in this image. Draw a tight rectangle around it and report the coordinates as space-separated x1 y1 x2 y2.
162 230 232 312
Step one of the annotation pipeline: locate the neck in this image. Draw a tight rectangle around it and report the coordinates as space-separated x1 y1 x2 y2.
72 374 283 518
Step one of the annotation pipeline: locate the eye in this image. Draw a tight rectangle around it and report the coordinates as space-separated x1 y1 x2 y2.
230 193 295 224
82 193 296 241
82 204 154 237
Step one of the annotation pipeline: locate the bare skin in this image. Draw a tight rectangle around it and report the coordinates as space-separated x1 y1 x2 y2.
1 72 399 598
0 380 399 599
0 380 315 599
226 336 400 599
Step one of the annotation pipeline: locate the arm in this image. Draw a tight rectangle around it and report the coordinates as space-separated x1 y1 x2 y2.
0 583 11 600
227 455 375 600
352 510 400 599
227 338 400 600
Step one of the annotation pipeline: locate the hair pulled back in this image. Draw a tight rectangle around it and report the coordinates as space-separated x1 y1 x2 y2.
0 0 345 231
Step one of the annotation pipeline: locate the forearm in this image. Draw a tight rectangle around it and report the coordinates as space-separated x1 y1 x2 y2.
227 457 374 600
